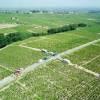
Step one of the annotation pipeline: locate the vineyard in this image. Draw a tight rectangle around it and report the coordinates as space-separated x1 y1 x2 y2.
0 12 100 99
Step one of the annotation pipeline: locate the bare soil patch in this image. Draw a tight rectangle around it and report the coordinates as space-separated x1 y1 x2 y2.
0 24 18 29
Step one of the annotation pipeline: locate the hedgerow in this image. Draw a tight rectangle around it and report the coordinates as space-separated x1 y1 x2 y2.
0 23 87 48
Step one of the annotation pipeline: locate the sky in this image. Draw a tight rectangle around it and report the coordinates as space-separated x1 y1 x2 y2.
0 0 100 8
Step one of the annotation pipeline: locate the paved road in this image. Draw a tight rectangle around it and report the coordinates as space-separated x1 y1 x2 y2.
0 38 100 89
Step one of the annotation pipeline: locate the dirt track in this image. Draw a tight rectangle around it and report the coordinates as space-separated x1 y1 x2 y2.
0 24 18 29
0 38 100 90
19 45 41 51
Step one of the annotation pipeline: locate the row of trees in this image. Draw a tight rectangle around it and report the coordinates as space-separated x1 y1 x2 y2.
32 32 47 37
0 34 6 48
48 23 87 34
0 32 32 48
0 31 46 48
0 23 87 48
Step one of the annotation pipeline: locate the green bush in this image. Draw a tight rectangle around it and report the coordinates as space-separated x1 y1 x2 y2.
0 32 32 48
78 23 87 27
6 33 22 44
32 32 47 36
0 34 6 48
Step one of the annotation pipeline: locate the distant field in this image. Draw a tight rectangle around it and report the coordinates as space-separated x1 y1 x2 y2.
0 12 100 99
0 12 100 34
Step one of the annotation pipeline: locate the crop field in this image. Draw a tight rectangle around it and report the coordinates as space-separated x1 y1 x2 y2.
0 12 100 34
64 45 100 72
0 12 100 99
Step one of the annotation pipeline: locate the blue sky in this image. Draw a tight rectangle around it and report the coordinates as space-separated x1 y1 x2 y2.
0 0 100 8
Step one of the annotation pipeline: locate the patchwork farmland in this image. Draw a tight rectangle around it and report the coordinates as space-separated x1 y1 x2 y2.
0 11 100 100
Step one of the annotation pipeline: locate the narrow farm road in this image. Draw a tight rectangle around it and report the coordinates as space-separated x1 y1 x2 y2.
71 64 100 77
0 75 16 89
19 45 41 51
0 38 100 90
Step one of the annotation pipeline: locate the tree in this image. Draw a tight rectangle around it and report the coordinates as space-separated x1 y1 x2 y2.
0 34 6 48
6 33 22 44
78 23 87 27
